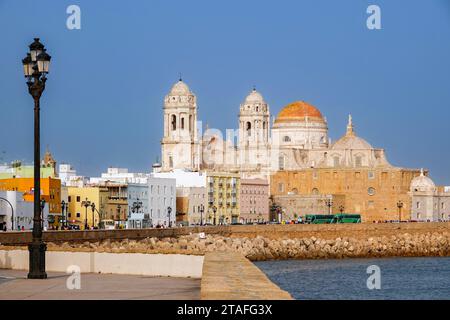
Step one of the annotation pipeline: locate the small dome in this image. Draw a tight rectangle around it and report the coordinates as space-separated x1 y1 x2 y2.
332 135 372 150
332 115 372 150
275 101 324 124
411 169 435 192
169 80 191 96
245 88 265 104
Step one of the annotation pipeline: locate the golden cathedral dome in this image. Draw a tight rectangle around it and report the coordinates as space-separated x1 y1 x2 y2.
275 101 325 124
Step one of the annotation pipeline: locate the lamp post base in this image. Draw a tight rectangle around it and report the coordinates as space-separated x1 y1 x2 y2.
27 241 47 279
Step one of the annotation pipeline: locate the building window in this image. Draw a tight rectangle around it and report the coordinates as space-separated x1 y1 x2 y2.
368 187 376 196
283 136 291 142
278 183 284 193
368 171 375 179
76 196 80 202
246 122 251 136
181 117 185 129
76 212 80 218
416 202 421 209
312 188 319 195
171 115 177 131
68 196 71 202
278 155 285 171
355 156 362 167
368 201 375 208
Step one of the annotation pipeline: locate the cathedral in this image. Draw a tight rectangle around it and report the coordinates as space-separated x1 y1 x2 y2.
160 79 449 222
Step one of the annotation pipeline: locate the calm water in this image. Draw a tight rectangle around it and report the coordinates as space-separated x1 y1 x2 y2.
255 257 450 300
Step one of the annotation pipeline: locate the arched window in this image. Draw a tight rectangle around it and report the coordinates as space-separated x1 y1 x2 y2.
181 117 185 130
355 156 362 167
169 155 174 168
263 121 266 130
246 122 251 136
189 115 192 131
278 154 285 170
312 188 319 195
171 115 177 131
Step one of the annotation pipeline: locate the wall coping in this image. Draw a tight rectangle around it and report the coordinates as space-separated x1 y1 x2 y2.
200 251 293 300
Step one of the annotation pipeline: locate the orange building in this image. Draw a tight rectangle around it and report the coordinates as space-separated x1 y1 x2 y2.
0 177 61 214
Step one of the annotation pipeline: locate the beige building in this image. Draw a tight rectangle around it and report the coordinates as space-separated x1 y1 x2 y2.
240 178 269 223
206 172 240 225
176 186 206 226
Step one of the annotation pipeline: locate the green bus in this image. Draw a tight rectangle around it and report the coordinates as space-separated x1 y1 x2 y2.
332 214 361 224
305 215 334 224
305 214 361 224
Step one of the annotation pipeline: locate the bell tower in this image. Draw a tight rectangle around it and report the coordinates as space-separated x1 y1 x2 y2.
161 79 200 171
238 88 270 172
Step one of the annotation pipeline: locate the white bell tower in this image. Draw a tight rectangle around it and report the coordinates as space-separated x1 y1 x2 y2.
161 79 200 171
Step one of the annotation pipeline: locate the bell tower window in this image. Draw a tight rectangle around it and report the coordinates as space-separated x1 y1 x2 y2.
246 122 251 136
171 115 177 131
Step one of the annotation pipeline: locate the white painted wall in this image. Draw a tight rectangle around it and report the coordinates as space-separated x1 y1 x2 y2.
0 250 204 278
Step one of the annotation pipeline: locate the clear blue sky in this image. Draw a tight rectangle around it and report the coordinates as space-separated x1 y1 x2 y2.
0 0 449 184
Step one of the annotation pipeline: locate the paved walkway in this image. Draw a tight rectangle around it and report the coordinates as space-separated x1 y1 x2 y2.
0 269 200 300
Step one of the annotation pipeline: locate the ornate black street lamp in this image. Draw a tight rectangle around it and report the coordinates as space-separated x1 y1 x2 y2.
23 38 51 279
81 198 91 230
199 204 204 226
91 203 96 229
325 198 333 215
130 198 143 229
397 200 404 223
339 205 345 214
61 200 67 229
212 206 217 226
167 206 172 227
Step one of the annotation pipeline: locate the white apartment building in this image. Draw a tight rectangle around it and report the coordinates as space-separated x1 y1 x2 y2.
148 176 176 227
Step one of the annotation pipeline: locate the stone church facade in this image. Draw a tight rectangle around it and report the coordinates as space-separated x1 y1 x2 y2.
159 79 447 222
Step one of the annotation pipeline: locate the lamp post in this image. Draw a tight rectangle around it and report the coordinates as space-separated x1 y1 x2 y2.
397 200 404 223
81 198 91 230
0 197 14 231
199 204 204 226
23 38 51 279
91 203 96 229
339 205 345 214
40 199 46 230
117 204 121 229
61 200 67 229
325 198 333 215
212 206 217 226
167 206 172 228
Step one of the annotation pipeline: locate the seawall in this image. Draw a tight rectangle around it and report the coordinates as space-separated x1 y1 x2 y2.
1 223 449 260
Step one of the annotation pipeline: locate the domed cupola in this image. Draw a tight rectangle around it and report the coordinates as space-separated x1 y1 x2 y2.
169 79 192 96
410 169 436 193
332 115 373 150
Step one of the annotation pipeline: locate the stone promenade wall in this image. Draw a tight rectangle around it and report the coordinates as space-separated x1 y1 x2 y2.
201 252 292 300
1 223 449 261
1 222 449 245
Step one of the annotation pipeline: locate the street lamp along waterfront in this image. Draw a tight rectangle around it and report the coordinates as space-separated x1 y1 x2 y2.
167 206 172 227
23 38 52 279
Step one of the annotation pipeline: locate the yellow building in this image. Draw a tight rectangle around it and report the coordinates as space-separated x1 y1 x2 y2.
206 172 240 224
67 187 109 230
